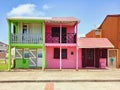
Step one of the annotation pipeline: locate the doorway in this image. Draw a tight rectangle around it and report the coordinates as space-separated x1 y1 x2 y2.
62 27 67 43
22 24 28 42
29 49 42 68
82 48 94 67
108 49 117 68
86 49 94 67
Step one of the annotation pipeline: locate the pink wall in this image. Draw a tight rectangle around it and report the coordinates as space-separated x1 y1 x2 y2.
45 25 75 33
46 46 76 69
46 46 60 69
62 46 76 69
78 49 82 68
45 25 75 43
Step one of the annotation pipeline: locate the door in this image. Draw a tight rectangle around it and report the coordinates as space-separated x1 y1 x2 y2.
22 24 28 42
82 48 86 67
86 49 94 67
29 49 42 68
29 49 37 68
95 48 100 68
52 27 60 43
108 49 117 68
62 27 66 43
37 49 42 67
15 49 22 59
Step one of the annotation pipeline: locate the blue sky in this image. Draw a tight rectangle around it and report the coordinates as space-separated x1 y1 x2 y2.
0 0 120 44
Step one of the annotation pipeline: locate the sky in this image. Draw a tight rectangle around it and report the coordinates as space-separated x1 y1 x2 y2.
0 0 120 44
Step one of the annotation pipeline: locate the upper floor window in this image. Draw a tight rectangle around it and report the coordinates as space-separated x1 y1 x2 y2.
52 27 60 37
13 25 16 34
23 24 28 34
51 27 66 37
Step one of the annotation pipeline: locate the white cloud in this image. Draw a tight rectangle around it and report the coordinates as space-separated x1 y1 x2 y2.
78 34 85 38
42 4 51 10
7 4 45 17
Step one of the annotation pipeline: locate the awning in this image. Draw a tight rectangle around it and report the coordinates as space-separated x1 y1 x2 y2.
78 38 114 48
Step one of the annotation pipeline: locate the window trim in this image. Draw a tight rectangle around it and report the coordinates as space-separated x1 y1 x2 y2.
51 27 60 37
62 49 67 59
54 48 60 59
24 51 29 58
53 48 67 59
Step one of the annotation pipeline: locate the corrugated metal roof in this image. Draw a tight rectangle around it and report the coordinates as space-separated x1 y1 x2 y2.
7 17 52 20
7 17 80 22
45 17 80 25
51 17 79 22
7 16 80 25
78 38 114 48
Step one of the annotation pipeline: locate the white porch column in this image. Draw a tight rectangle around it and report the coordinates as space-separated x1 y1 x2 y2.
76 23 78 70
60 24 62 70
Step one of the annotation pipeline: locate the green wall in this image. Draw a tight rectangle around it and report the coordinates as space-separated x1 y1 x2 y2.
8 19 45 70
15 59 29 68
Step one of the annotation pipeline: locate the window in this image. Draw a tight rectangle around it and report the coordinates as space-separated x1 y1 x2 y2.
62 49 67 59
54 48 60 59
52 27 60 37
24 51 29 58
0 50 4 52
38 52 42 58
23 24 28 34
13 25 16 34
54 48 67 59
0 44 3 46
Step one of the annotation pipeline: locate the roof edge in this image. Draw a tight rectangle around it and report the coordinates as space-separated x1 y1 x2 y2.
98 14 120 29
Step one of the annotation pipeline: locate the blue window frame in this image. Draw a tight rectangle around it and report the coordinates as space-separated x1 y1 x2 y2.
38 52 42 58
24 51 29 58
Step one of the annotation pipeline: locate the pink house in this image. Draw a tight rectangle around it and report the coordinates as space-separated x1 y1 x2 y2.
77 38 114 69
45 17 79 69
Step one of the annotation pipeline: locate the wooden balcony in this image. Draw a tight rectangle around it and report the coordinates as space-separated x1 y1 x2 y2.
11 34 43 44
45 33 76 43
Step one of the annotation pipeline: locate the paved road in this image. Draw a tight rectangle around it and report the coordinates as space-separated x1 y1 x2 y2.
0 69 120 81
0 69 120 90
1 82 120 90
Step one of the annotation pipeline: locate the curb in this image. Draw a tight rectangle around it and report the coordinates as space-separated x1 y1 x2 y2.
0 79 120 83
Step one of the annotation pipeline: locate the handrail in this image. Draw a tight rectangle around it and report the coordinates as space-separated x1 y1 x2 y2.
11 34 43 44
45 33 76 43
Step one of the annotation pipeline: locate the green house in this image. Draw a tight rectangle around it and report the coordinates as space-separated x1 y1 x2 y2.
7 17 46 70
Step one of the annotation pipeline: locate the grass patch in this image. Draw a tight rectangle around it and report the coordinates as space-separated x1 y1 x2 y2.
0 60 8 71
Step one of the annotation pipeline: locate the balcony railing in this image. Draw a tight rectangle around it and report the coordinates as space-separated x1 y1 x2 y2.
11 34 43 44
45 33 76 43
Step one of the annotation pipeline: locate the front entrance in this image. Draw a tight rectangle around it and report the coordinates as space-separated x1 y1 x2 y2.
29 49 42 68
82 48 108 68
82 48 94 67
86 49 94 67
108 49 117 68
29 49 37 68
